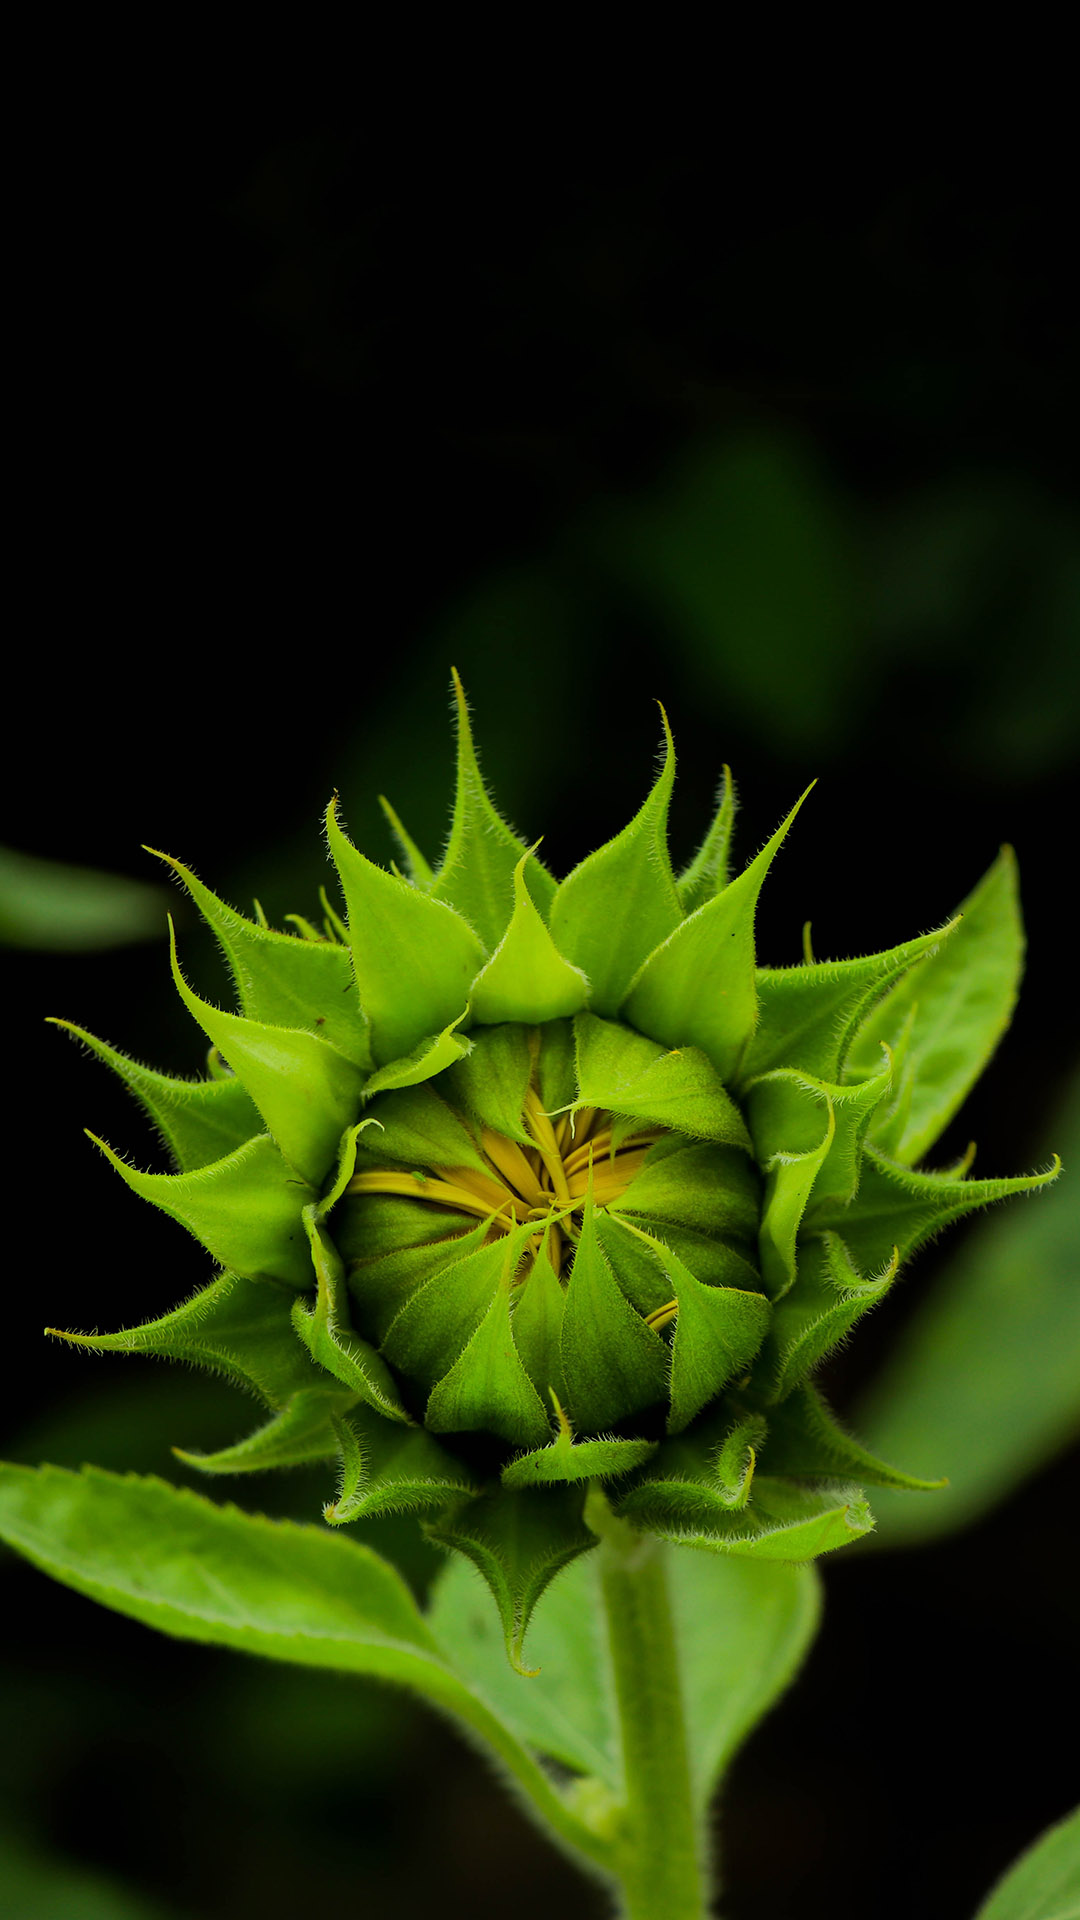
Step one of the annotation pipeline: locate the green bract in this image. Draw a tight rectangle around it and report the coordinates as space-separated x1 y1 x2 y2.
51 674 1058 1666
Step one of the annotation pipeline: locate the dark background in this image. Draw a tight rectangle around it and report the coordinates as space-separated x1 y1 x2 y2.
3 134 1077 1917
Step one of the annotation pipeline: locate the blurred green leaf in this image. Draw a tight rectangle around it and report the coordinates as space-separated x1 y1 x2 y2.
0 1829 174 1920
672 1547 821 1813
866 477 1080 779
589 432 857 749
849 848 1023 1166
972 1805 1080 1920
0 846 166 949
855 1074 1080 1545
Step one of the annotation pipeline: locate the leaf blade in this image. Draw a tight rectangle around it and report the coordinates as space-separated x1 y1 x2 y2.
0 1464 616 1875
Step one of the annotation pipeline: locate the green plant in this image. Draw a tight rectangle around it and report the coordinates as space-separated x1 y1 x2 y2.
0 675 1064 1918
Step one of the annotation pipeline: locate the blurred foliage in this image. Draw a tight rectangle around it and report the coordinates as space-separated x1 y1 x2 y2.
0 1832 175 1920
0 847 167 950
583 433 858 751
973 1805 1080 1920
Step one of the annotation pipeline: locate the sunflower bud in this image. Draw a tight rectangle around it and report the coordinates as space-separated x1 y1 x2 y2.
51 672 1058 1664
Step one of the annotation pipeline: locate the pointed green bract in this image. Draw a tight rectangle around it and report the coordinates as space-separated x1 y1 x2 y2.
596 1212 679 1314
503 1430 658 1489
89 1130 314 1286
147 850 372 1068
50 1019 261 1172
574 1011 751 1147
676 764 736 913
745 1068 832 1163
611 1413 764 1531
323 1117 390 1207
614 1138 760 1245
849 849 1024 1164
618 1470 873 1559
429 671 556 948
711 1417 767 1510
322 1409 366 1522
508 1241 567 1405
292 1208 408 1422
560 1197 671 1432
361 1012 471 1095
741 924 952 1084
426 1266 551 1448
46 1270 327 1405
324 1406 478 1523
356 1083 487 1175
660 1267 769 1436
746 1058 893 1220
471 853 589 1023
755 1234 899 1402
668 1277 766 1436
623 788 812 1080
283 912 324 941
747 1080 836 1298
856 1074 1080 1545
378 795 435 888
174 1386 352 1475
327 801 483 1065
819 1146 1061 1274
627 1221 761 1293
807 1058 894 1211
607 1217 769 1433
549 711 683 1014
425 1483 594 1672
428 1544 621 1786
760 1383 944 1492
344 1219 491 1344
168 925 365 1187
381 1223 536 1396
441 1023 534 1143
536 1016 577 1114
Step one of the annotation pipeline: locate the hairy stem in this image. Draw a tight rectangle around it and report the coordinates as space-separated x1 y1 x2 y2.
589 1489 711 1920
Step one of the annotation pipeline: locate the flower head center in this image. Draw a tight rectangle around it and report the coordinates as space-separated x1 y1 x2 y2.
348 1086 664 1279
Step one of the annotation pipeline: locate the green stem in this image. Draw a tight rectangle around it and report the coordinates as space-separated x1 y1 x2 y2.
590 1489 710 1920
